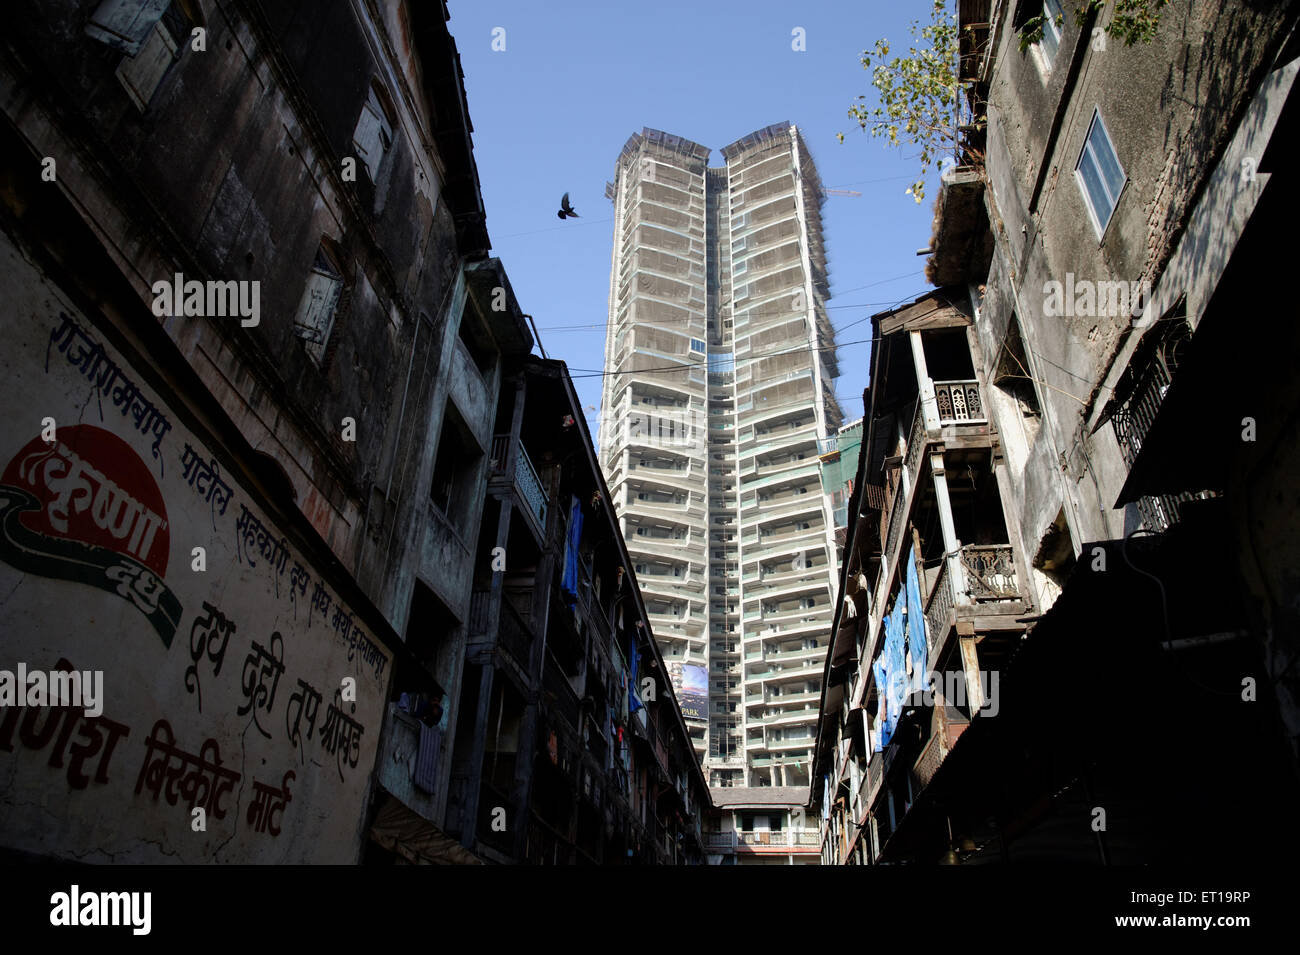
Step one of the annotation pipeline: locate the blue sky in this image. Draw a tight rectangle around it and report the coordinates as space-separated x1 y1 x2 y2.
451 0 944 434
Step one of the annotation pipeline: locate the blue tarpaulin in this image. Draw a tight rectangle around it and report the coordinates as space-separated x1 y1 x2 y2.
873 601 907 750
628 638 642 713
905 554 928 696
561 496 582 602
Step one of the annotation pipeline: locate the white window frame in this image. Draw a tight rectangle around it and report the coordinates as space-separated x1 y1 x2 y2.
115 17 179 111
1075 108 1127 239
86 0 170 55
352 85 394 183
293 246 345 365
1038 0 1064 65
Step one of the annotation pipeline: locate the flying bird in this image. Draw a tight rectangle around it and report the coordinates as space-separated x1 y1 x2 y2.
557 193 579 219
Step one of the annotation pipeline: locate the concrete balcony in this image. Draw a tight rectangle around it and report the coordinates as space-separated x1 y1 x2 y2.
626 536 698 561
754 564 831 591
637 576 692 603
746 527 825 554
751 706 819 727
763 645 825 665
705 829 820 850
624 462 696 491
750 576 830 606
627 497 705 521
748 495 822 523
759 689 820 706
746 616 829 642
754 604 832 627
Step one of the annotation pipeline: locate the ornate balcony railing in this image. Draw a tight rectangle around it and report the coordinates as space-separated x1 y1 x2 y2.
491 434 549 531
960 545 1019 600
905 399 927 481
884 478 907 567
934 379 985 425
724 830 820 848
924 559 953 650
865 750 883 808
516 444 548 528
913 731 946 790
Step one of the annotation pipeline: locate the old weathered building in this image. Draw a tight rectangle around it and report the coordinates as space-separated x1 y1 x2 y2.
703 787 821 864
392 353 712 865
812 0 1300 864
0 0 707 865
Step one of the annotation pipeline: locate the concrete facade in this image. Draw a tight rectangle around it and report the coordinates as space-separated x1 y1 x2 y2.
600 124 841 793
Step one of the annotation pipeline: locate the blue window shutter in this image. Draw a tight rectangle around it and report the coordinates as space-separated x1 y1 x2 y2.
85 0 171 56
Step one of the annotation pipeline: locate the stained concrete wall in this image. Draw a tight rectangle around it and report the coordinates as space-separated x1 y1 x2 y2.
973 0 1294 604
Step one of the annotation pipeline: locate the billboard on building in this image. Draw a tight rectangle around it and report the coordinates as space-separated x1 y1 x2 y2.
0 229 393 863
669 662 708 721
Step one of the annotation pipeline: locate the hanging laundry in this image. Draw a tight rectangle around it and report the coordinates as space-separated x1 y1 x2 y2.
561 495 583 604
629 640 642 713
905 553 928 696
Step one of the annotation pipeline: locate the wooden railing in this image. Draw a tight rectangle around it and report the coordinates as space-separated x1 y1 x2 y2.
498 599 534 670
905 399 927 481
960 544 1019 600
924 559 953 651
543 658 578 729
913 731 946 790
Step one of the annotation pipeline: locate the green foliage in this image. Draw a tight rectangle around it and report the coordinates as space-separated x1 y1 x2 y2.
839 0 969 203
1108 0 1171 45
1018 0 1169 51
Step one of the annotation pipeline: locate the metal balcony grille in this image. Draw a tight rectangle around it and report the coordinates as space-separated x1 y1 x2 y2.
1109 318 1204 532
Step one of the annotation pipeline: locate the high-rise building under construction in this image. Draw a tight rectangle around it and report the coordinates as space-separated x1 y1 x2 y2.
599 124 841 791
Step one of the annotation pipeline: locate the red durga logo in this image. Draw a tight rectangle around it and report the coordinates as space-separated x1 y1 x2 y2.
4 425 170 575
0 424 181 646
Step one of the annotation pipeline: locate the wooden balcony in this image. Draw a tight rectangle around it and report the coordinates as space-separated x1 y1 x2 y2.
934 379 986 425
490 434 548 538
912 719 969 792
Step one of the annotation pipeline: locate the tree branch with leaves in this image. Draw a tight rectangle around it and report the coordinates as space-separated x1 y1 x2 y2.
1019 0 1170 52
838 0 980 203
